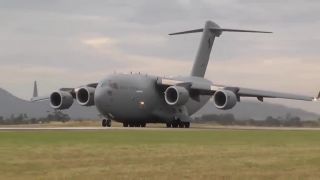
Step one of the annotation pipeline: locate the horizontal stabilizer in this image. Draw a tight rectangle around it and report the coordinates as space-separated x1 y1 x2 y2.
218 28 272 33
169 28 272 36
169 29 203 35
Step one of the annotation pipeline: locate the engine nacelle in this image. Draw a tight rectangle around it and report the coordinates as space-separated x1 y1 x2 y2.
50 91 74 110
76 86 95 106
213 90 237 110
164 86 189 106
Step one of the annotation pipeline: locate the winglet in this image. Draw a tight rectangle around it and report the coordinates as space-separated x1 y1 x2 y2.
33 81 38 98
313 91 320 101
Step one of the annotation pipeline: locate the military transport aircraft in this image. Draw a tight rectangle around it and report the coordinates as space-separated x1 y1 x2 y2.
31 20 320 128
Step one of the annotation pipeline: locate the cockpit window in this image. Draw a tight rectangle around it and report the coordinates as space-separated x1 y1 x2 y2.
100 81 107 87
100 79 119 89
109 80 119 89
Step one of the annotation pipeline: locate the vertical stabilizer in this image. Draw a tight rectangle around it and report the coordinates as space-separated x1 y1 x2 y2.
191 21 220 77
33 81 38 98
169 20 271 77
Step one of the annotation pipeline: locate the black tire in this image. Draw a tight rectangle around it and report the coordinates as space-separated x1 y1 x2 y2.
172 122 178 128
106 119 112 127
134 123 140 127
123 122 128 127
102 119 107 127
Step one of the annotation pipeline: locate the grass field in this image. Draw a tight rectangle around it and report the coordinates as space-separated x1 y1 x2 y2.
1 129 320 180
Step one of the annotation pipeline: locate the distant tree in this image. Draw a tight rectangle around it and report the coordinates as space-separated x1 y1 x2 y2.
29 118 38 124
0 116 4 125
285 113 292 121
46 110 70 123
265 116 281 127
283 116 302 127
23 113 28 120
201 114 220 122
9 114 15 121
219 114 235 125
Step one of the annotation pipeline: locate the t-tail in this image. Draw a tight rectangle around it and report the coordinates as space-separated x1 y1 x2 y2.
169 20 272 77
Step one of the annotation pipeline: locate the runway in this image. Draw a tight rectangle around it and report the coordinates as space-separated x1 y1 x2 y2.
1 126 320 131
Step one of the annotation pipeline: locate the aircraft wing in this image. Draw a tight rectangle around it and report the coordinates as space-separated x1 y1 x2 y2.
30 82 98 102
157 77 318 102
30 95 50 102
30 88 75 102
212 85 315 102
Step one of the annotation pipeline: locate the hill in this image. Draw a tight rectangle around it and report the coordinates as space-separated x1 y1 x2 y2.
0 88 98 119
195 100 319 120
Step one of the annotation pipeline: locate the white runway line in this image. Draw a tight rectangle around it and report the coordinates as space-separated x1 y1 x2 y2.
0 126 320 131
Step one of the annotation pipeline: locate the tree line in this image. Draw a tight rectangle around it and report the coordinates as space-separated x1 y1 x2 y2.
193 113 320 127
1 111 320 127
0 111 70 125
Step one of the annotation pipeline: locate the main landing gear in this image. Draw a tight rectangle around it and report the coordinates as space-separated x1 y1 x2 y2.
166 122 190 128
102 118 111 127
123 122 146 127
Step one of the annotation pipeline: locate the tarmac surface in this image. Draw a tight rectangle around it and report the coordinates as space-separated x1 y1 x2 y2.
1 126 320 131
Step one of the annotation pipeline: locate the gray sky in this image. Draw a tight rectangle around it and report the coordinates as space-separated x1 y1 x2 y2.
1 0 320 113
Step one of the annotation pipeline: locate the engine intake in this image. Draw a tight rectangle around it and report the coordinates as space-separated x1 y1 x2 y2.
213 90 237 110
50 91 74 110
164 86 189 106
76 86 95 106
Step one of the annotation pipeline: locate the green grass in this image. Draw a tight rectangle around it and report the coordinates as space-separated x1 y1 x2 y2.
1 129 320 180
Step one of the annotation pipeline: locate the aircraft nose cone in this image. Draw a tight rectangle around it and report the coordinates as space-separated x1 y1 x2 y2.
94 86 110 115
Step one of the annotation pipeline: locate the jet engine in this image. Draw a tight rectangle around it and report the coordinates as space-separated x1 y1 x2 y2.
50 91 74 110
213 90 237 110
76 86 95 106
164 86 189 106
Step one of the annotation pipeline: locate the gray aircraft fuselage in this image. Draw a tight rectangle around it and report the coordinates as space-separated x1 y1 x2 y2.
94 73 211 123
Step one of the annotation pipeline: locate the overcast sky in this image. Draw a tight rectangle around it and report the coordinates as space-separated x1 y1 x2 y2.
1 0 320 113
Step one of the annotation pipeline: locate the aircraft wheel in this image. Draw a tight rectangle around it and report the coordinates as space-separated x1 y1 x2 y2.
134 123 140 127
102 119 107 127
172 122 178 128
106 119 111 127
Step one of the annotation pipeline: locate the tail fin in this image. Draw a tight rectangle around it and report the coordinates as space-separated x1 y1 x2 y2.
169 20 272 77
33 81 38 98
